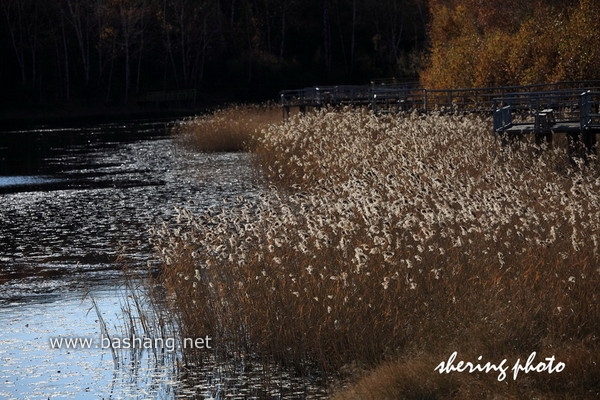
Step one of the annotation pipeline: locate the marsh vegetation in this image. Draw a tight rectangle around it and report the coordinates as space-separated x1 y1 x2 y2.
173 104 282 153
151 107 600 398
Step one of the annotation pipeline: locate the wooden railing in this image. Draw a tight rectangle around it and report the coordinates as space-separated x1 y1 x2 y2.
280 80 600 116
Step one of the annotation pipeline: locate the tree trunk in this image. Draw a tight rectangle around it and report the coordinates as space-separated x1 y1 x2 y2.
61 11 70 101
350 0 356 73
1 0 27 84
65 0 91 87
279 3 285 59
323 0 332 75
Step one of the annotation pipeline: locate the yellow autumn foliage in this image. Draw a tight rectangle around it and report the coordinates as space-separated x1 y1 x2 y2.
422 0 600 88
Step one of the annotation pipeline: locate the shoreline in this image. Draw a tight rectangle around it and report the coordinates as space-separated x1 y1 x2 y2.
0 105 204 132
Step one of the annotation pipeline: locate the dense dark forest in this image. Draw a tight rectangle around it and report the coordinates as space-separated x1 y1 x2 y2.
0 0 427 113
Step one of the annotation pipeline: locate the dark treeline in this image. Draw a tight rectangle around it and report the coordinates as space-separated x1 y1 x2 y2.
0 0 427 111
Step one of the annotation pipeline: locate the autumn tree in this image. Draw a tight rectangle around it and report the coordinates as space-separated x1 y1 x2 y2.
421 0 600 89
554 0 600 82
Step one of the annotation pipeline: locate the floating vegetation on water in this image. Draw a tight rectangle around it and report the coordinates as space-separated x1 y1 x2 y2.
154 108 600 398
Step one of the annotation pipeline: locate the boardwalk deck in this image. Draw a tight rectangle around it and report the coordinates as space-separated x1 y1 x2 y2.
492 89 600 152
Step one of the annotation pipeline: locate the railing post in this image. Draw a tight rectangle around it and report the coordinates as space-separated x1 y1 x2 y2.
371 92 378 114
580 91 597 154
580 90 591 130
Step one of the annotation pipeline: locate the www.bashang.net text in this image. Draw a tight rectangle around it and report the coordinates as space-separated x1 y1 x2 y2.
49 334 212 353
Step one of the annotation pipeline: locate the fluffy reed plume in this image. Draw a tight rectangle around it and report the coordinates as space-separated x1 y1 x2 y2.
173 103 282 152
153 108 600 398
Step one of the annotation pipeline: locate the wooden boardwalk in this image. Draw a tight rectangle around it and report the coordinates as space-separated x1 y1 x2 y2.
280 80 600 153
493 89 600 152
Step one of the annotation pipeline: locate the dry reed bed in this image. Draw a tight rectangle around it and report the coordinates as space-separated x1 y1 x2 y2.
153 108 600 398
173 104 282 152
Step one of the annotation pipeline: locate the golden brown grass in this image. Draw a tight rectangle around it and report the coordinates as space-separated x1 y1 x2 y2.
173 103 283 152
152 108 600 398
330 355 459 400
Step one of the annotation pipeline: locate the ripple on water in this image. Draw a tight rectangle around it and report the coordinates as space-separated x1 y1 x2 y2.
0 133 261 300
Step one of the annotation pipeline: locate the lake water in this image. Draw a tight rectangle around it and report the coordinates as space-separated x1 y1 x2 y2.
0 119 270 399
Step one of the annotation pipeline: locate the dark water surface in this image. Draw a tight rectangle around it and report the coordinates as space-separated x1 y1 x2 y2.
0 120 260 302
0 119 263 398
